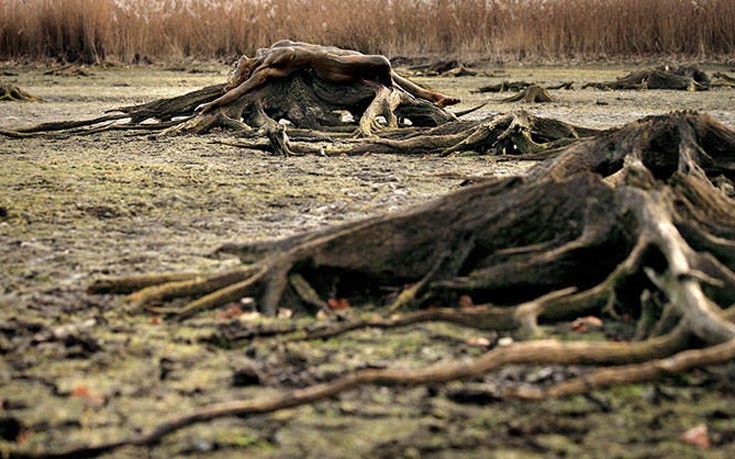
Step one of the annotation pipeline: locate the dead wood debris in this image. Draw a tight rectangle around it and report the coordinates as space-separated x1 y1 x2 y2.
583 65 735 91
43 64 94 77
474 81 574 93
407 60 478 77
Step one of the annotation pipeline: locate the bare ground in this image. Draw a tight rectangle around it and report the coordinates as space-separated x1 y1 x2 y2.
1 63 735 457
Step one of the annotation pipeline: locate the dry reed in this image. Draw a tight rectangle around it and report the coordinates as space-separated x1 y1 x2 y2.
1 0 734 63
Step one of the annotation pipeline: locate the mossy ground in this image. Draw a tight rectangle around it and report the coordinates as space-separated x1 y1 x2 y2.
1 63 735 457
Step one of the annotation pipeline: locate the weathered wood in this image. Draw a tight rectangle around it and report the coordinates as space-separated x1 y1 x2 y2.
583 65 712 91
499 84 554 103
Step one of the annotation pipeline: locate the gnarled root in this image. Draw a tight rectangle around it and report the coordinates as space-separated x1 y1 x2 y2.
221 110 596 157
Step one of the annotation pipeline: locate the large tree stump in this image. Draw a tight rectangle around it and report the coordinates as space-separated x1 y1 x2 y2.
0 70 593 158
0 70 455 139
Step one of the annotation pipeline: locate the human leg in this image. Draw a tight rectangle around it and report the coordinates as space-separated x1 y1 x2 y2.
392 72 460 106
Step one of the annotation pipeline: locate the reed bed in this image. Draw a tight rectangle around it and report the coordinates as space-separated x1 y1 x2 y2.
1 0 734 63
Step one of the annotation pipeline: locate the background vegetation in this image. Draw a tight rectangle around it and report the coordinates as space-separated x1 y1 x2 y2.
1 0 734 63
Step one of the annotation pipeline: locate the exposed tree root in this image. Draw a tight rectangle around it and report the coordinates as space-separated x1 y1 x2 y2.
516 335 735 399
74 115 735 459
215 110 596 157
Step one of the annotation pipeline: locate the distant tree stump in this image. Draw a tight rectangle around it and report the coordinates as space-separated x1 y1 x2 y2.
0 83 41 102
474 81 532 93
408 60 477 77
584 66 711 91
500 84 554 103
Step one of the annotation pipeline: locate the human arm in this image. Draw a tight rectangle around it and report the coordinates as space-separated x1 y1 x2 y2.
197 66 289 114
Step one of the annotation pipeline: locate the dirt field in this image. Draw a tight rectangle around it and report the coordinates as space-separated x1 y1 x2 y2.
2 63 735 458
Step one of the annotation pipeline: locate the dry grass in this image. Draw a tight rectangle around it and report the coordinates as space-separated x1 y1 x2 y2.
1 0 734 63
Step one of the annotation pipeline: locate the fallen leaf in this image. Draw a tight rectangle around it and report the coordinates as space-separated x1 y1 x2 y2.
149 316 162 325
277 308 293 319
217 305 243 320
70 384 104 407
570 316 604 332
681 423 710 449
458 294 474 309
327 298 351 311
16 429 32 445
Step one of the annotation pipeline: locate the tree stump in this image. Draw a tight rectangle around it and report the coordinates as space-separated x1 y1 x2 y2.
0 83 41 102
500 84 554 103
474 81 532 93
584 66 712 91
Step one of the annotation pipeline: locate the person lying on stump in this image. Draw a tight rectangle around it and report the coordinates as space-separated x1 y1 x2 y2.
197 40 461 114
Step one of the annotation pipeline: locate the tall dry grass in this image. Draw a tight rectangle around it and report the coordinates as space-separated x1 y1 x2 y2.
1 0 734 63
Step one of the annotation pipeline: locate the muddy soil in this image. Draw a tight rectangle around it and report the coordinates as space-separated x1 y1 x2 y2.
1 64 735 458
